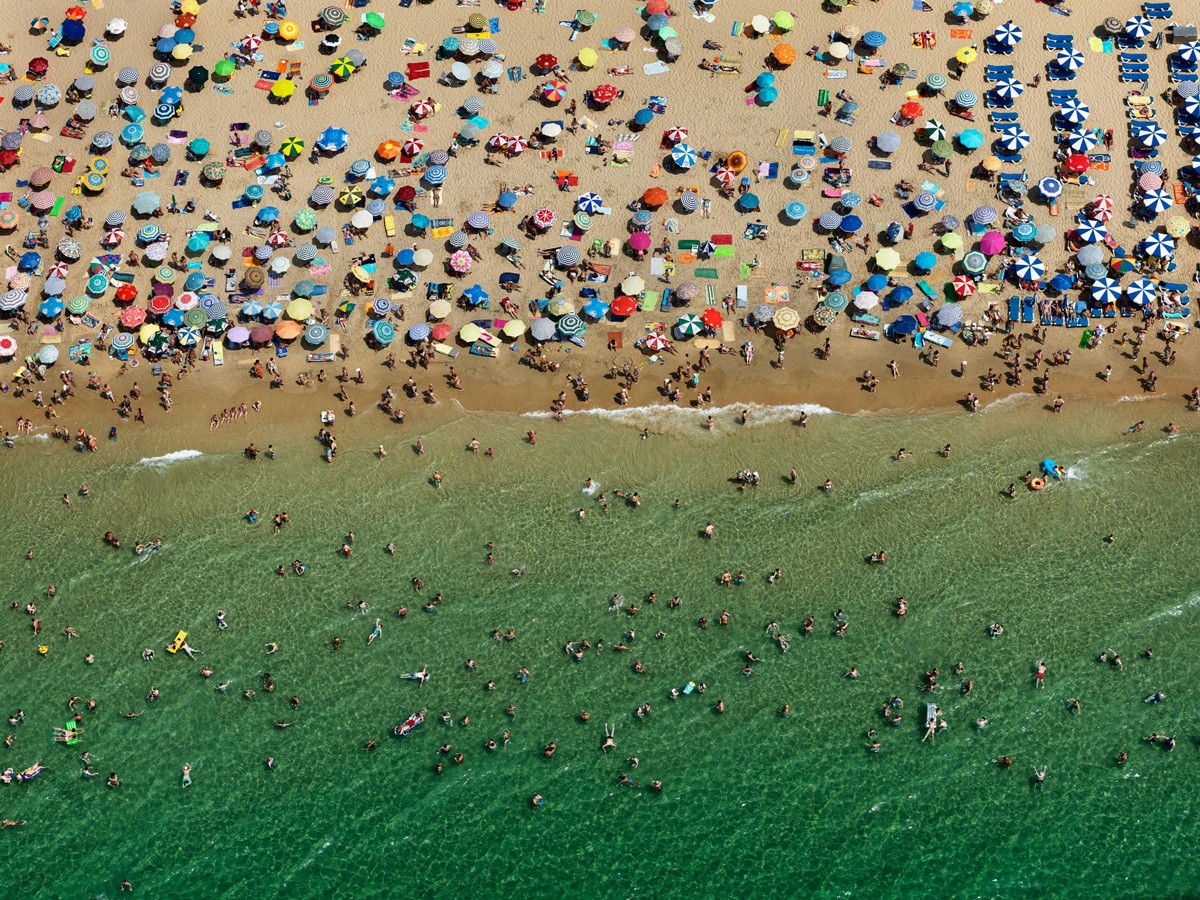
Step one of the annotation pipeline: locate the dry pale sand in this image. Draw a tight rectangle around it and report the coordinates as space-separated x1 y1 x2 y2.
1 0 1197 448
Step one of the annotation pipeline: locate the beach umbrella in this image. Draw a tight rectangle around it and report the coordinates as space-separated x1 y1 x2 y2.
874 132 902 154
610 296 638 318
530 318 558 342
129 145 152 164
750 304 775 325
119 306 146 328
1091 278 1121 304
55 239 82 264
969 205 996 226
35 343 59 366
293 241 318 262
672 313 703 337
530 208 556 230
1012 222 1037 244
423 166 448 187
577 192 604 215
827 270 853 287
1127 278 1156 305
448 250 473 274
961 251 987 274
957 129 984 150
941 233 964 250
862 30 887 48
1134 124 1168 147
992 78 1024 101
1075 219 1107 243
1062 154 1090 175
1177 42 1200 65
582 298 609 321
852 290 880 312
930 140 953 160
1065 129 1098 153
331 57 356 79
1083 263 1107 281
448 231 469 249
1077 245 1104 267
314 226 337 245
875 247 901 271
1056 48 1085 70
65 294 90 316
910 251 936 273
10 85 34 105
18 251 41 270
1140 233 1175 258
137 223 161 242
714 166 735 184
371 320 396 345
1014 254 1045 282
784 201 808 221
338 185 365 208
0 289 26 311
43 277 67 298
994 21 1022 45
1058 98 1089 124
643 187 669 208
200 162 226 184
1177 81 1200 100
150 143 170 164
913 192 938 213
1165 216 1191 238
407 322 432 343
556 246 581 268
823 292 848 311
315 127 349 153
1142 190 1173 214
622 275 646 295
936 304 964 329
954 90 977 109
994 126 1033 154
818 211 843 230
132 191 161 215
1126 16 1152 38
255 299 282 321
829 136 852 155
1038 178 1063 200
923 119 947 142
348 158 371 177
670 142 698 169
952 274 977 297
557 314 585 337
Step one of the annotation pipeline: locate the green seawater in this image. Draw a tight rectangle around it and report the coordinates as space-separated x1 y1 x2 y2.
2 397 1200 899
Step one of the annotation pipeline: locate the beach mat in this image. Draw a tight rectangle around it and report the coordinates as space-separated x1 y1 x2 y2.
694 268 720 279
607 331 623 348
640 291 659 311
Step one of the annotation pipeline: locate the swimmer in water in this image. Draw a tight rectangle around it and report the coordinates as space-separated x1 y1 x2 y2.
181 763 192 787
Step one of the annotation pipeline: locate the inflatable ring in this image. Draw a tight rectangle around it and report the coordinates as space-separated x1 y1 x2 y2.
37 645 48 655
726 150 748 173
1030 478 1045 491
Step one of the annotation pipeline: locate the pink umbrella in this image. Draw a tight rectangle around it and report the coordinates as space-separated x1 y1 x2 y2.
449 250 472 273
402 138 424 157
664 126 688 143
119 306 147 327
614 27 636 44
30 191 56 211
410 100 435 119
507 135 528 154
532 208 556 229
979 231 1006 255
487 133 510 150
644 332 670 351
629 232 651 251
542 80 568 103
714 166 734 183
1138 173 1162 191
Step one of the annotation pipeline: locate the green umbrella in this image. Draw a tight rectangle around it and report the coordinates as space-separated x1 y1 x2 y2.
575 10 596 26
213 60 236 79
187 66 209 86
66 295 90 314
188 137 210 157
924 119 946 141
183 307 209 327
675 313 703 336
331 57 355 79
658 26 678 39
364 11 385 29
773 10 795 30
294 208 317 230
931 140 954 159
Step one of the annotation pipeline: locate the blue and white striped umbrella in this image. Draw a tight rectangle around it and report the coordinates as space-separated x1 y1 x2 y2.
349 159 372 177
153 104 175 122
448 231 469 248
1066 128 1098 153
261 300 284 320
241 298 264 316
1013 254 1045 282
372 297 391 316
679 190 699 212
311 185 335 206
1134 123 1168 147
366 199 386 218
829 136 852 154
43 277 66 297
1091 278 1121 303
1058 98 1089 123
1177 42 1200 64
839 192 863 209
818 211 843 230
407 322 431 342
294 243 317 262
994 21 1022 46
177 327 202 346
913 191 938 212
954 90 977 108
993 78 1024 100
198 294 222 311
423 165 448 185
466 212 490 230
874 132 902 153
205 301 228 321
1184 95 1200 117
784 201 807 221
1141 189 1173 213
315 226 337 244
1075 218 1107 243
670 142 697 168
1178 81 1200 99
577 192 603 213
1056 48 1085 70
0 290 27 311
110 332 135 351
1140 160 1165 176
972 205 997 224
254 245 274 261
1127 278 1156 305
1038 177 1063 199
556 246 581 267
997 126 1030 151
1126 15 1152 38
861 31 887 48
1140 232 1175 258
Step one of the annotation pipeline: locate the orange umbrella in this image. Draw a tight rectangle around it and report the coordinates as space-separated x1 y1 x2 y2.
376 139 402 160
275 320 303 339
646 0 668 13
773 44 797 66
65 5 88 20
642 187 668 207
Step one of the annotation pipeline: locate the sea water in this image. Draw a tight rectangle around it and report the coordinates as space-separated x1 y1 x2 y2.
1 398 1199 898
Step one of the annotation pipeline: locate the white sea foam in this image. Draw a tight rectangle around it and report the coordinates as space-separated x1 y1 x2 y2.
31 433 49 440
521 401 836 428
136 449 204 469
1150 593 1200 621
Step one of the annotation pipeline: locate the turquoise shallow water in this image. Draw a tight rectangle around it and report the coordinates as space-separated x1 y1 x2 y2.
2 398 1200 898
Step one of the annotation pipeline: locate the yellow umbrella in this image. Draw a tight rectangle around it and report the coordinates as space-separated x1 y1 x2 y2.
875 247 901 270
428 299 451 319
941 232 964 249
179 0 200 14
172 43 193 61
577 47 598 69
286 298 313 320
459 322 482 343
981 155 1001 172
271 79 296 99
1165 216 1190 238
350 265 371 283
278 20 300 41
502 319 526 338
139 323 160 344
955 47 977 65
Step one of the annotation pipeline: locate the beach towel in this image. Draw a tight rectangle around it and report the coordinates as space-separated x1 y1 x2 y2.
949 29 972 39
694 268 719 279
607 331 623 348
640 291 659 311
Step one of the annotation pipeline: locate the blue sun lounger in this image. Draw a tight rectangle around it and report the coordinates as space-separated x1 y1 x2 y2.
1022 296 1035 323
1009 296 1020 321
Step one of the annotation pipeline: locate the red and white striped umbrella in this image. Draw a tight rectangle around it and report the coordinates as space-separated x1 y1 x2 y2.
48 261 69 279
101 228 124 245
1091 194 1113 211
241 34 262 51
147 294 172 315
267 229 289 246
664 126 688 143
506 135 528 154
532 207 556 228
714 166 735 183
644 332 670 351
410 100 434 119
1091 207 1112 222
402 138 424 157
487 133 510 150
448 249 473 273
